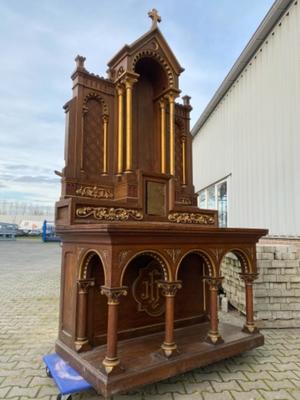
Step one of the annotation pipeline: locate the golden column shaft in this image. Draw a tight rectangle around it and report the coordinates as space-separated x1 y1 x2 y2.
160 100 166 174
102 115 108 175
169 95 175 175
117 86 124 174
181 136 187 186
125 80 134 173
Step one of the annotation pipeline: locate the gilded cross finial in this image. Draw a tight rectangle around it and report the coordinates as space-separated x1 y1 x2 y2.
148 9 161 29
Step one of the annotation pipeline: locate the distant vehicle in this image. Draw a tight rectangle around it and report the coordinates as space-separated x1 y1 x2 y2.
0 222 17 240
42 220 60 242
19 220 43 236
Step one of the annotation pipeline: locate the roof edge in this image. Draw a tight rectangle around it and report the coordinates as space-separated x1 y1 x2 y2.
191 0 293 137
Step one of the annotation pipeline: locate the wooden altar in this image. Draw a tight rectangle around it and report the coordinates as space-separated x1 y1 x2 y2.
55 10 267 398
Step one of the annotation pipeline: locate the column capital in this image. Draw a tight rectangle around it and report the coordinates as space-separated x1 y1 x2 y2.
157 280 182 297
204 276 224 289
239 273 258 284
77 279 95 293
100 286 128 305
116 84 125 96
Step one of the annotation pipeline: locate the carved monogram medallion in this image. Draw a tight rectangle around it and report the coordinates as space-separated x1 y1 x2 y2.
132 261 165 317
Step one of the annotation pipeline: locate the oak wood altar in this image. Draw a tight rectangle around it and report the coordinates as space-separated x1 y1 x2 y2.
55 9 267 397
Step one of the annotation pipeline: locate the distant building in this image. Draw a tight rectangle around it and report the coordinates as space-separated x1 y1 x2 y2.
192 0 300 236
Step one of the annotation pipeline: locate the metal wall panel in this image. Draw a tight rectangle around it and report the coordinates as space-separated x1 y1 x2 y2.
192 2 300 235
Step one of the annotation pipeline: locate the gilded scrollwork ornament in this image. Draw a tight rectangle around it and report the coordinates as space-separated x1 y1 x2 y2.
76 185 114 199
168 212 215 225
76 207 143 221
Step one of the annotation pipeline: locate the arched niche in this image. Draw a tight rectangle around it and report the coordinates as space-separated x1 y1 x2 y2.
118 251 170 338
175 251 215 324
133 57 168 173
78 251 107 347
220 249 251 316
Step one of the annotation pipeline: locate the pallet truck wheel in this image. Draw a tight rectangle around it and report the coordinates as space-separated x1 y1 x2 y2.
45 366 52 378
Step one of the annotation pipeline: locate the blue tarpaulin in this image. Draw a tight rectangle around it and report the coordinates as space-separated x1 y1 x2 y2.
43 353 92 395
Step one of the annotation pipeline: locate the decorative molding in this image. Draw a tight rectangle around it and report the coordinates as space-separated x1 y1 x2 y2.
179 198 192 205
164 248 182 263
76 185 114 199
168 212 215 225
76 207 143 221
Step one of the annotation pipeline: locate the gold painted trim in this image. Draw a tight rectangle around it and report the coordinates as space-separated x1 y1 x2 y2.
169 95 175 175
102 115 109 174
117 85 124 174
76 185 113 199
181 136 187 186
76 207 143 222
168 212 215 225
160 99 166 174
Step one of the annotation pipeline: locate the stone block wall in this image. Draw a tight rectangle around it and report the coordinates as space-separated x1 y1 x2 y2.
221 244 300 328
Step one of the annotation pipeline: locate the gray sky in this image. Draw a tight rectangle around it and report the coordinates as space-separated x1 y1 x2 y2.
0 0 274 206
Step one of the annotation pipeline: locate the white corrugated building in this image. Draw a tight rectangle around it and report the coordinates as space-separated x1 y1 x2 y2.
192 0 300 236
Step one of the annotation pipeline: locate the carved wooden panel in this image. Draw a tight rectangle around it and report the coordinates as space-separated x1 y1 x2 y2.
83 99 103 176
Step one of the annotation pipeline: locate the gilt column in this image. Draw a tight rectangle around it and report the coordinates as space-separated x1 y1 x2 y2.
181 135 187 186
168 94 176 176
157 281 182 357
100 286 128 374
240 273 259 334
159 99 166 174
75 279 95 352
117 85 124 175
102 114 109 175
206 277 224 344
125 77 137 173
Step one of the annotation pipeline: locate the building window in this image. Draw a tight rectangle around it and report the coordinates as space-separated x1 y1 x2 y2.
199 178 228 227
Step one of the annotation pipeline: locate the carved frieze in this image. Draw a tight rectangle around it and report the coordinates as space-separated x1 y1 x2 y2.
76 207 143 221
76 185 114 199
168 212 215 225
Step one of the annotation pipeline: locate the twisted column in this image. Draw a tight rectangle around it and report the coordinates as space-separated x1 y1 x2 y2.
205 277 224 345
240 273 259 334
102 114 109 175
125 77 137 173
168 94 176 176
100 286 128 374
157 281 182 357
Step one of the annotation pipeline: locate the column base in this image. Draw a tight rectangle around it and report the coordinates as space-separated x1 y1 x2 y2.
102 356 124 375
206 331 224 345
242 323 259 334
161 342 179 358
74 339 90 353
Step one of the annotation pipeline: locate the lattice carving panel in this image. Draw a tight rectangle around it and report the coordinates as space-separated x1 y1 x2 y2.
175 123 183 183
83 99 103 176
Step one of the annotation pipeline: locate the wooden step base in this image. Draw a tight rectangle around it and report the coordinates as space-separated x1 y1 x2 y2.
56 322 264 398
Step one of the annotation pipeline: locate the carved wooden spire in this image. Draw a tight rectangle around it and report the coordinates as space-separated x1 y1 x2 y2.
148 9 161 29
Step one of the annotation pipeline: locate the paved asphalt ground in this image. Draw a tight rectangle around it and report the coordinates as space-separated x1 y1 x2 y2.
1 240 300 400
